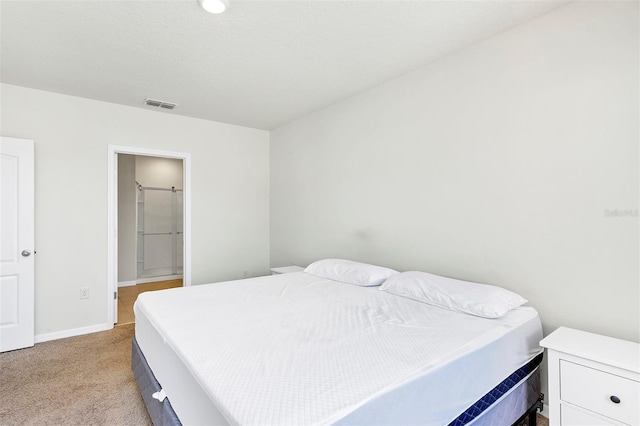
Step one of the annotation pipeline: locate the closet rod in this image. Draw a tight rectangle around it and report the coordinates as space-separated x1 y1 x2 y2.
137 185 183 192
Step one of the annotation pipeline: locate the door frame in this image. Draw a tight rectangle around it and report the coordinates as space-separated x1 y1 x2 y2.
107 145 191 326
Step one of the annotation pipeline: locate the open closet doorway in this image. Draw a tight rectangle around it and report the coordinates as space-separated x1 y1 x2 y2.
107 145 191 327
117 154 184 323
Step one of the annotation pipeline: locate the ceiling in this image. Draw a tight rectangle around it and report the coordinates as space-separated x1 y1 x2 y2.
1 0 568 130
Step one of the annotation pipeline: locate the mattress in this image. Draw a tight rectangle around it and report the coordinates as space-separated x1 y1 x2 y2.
134 272 543 425
131 336 541 426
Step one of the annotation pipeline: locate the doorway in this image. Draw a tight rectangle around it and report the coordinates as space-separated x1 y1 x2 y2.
119 154 184 284
107 145 191 326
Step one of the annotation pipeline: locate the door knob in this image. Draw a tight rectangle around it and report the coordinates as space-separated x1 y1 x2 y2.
21 250 31 257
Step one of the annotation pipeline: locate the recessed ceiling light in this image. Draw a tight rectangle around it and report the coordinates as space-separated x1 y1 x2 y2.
198 0 229 14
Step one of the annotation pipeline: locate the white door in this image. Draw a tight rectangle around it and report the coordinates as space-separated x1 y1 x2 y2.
0 137 35 352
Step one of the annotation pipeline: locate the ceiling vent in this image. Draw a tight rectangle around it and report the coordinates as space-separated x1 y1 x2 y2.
144 98 178 110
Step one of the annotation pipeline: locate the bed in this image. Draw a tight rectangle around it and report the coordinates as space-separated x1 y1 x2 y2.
132 262 543 426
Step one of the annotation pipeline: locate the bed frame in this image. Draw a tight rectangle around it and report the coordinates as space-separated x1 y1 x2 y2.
132 337 543 426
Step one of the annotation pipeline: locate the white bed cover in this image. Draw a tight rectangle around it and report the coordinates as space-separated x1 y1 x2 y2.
134 272 542 426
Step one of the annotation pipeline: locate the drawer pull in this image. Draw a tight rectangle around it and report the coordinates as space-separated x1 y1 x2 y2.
610 395 621 404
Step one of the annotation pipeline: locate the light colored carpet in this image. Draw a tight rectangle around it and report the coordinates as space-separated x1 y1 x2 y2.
0 324 151 426
0 323 549 426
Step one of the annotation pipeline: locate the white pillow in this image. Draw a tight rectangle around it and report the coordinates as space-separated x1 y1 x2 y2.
304 259 398 287
380 271 527 318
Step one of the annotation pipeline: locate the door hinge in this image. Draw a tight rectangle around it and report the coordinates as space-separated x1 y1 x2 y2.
114 291 117 300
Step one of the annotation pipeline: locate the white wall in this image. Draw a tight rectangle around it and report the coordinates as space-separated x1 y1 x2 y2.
117 154 137 283
135 155 183 189
0 83 270 337
271 0 639 345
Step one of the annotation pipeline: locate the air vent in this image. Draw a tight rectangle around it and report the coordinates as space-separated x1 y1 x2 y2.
144 98 178 110
144 98 162 107
159 102 177 110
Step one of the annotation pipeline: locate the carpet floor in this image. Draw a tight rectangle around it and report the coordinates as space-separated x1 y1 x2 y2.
0 325 549 426
0 324 151 426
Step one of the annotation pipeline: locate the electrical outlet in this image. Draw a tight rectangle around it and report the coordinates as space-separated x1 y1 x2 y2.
80 287 89 299
243 269 249 279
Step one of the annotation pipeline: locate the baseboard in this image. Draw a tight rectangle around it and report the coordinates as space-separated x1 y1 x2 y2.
118 280 137 287
540 404 550 419
35 323 112 344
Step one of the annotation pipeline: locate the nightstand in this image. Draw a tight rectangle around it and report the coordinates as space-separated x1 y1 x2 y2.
270 265 304 275
540 327 640 426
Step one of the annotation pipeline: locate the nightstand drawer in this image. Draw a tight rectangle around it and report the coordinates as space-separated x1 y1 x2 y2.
561 360 640 425
561 404 618 426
